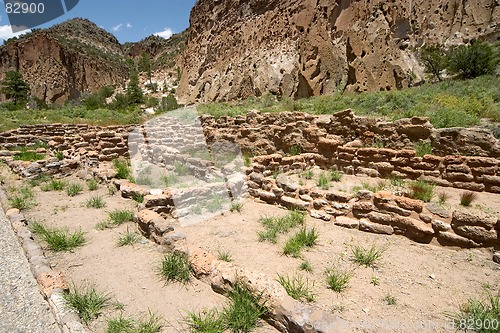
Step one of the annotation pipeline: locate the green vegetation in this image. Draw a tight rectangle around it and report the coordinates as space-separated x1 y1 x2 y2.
159 252 191 283
299 261 313 273
8 186 35 210
460 191 478 207
87 178 99 191
288 145 302 156
63 283 111 324
113 159 132 179
257 210 305 243
41 179 66 191
277 274 316 302
0 70 30 106
66 183 83 197
31 222 85 252
325 267 350 293
222 283 267 333
409 180 435 202
282 228 319 258
185 309 225 333
450 289 500 333
107 313 162 333
317 172 330 190
230 201 243 213
117 228 141 247
86 195 106 208
13 151 45 161
350 244 385 268
108 209 135 225
330 170 343 182
217 250 233 262
414 141 432 157
447 41 497 79
438 191 449 205
197 75 500 128
371 275 380 286
384 292 397 305
302 169 314 180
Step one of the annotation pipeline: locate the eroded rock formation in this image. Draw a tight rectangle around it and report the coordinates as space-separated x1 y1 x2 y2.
178 0 499 103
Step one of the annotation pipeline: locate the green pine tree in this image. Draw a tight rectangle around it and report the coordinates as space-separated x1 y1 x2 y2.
1 70 30 105
126 72 143 105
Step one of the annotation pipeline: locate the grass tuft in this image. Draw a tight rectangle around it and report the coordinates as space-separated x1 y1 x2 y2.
282 228 319 258
257 210 305 243
108 209 135 226
325 267 350 293
159 252 191 283
66 183 83 197
299 261 313 273
230 201 243 213
87 178 99 191
330 170 343 182
450 289 500 333
384 292 397 305
222 283 267 333
408 180 435 202
350 244 385 267
217 250 233 262
13 151 45 161
302 169 314 180
185 309 225 333
86 195 106 208
317 172 330 190
41 179 66 191
277 274 316 302
117 228 141 247
31 222 85 252
113 159 131 179
8 186 35 210
63 283 111 324
460 191 478 207
438 191 449 205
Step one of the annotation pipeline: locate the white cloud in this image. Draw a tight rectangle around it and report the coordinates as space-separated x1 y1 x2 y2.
0 25 30 40
154 27 174 39
112 23 123 32
126 22 132 28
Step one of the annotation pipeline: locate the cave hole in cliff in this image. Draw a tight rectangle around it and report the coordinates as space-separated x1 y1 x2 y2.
295 73 313 99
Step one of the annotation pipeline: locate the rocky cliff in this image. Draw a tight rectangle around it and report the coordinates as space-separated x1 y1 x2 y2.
178 0 499 103
0 18 130 104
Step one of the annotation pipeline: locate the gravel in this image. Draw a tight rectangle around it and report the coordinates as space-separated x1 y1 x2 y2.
0 210 61 333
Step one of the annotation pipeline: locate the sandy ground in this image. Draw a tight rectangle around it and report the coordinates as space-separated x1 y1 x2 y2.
1 164 499 333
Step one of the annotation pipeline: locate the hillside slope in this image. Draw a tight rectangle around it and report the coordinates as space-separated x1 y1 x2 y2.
178 0 499 103
0 18 129 104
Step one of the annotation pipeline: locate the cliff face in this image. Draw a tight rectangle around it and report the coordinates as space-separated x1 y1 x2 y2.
178 0 499 103
0 19 129 104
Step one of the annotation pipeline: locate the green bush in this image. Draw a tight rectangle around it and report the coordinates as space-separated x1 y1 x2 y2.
448 41 497 79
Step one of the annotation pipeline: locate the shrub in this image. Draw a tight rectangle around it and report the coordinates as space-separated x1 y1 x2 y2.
159 252 191 283
418 45 448 81
448 40 496 79
113 159 131 179
277 274 316 302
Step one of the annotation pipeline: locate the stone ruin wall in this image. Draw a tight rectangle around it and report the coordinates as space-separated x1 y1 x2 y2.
0 111 498 249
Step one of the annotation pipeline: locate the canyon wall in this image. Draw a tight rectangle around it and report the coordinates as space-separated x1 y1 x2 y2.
178 0 499 103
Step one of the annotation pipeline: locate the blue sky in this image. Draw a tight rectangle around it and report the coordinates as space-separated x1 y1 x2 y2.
0 0 197 43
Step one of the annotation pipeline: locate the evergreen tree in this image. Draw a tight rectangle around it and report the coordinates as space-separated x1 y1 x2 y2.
1 70 30 105
126 72 143 105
